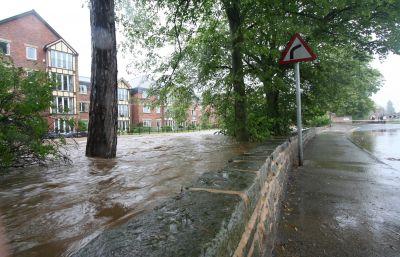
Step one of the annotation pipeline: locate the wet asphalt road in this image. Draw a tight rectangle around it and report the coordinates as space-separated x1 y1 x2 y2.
274 127 400 257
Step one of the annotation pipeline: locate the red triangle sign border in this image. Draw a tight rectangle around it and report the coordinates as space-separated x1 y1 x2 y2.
279 33 317 65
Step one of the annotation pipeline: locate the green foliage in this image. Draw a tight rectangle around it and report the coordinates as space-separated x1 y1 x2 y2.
130 126 151 133
307 115 331 127
77 120 88 132
0 58 65 169
118 0 399 140
161 126 173 132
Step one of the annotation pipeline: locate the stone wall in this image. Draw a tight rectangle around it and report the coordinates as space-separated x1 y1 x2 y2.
73 129 316 257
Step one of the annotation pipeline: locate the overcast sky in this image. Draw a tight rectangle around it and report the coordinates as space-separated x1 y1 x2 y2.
1 0 399 111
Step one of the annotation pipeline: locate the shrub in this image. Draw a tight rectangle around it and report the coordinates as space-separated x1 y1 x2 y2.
130 126 151 133
161 126 172 132
78 120 88 132
0 58 67 169
308 115 331 127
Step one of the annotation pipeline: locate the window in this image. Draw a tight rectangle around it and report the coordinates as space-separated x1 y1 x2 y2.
118 105 129 117
54 118 73 133
79 84 88 94
0 40 10 55
143 119 152 127
165 119 175 127
52 73 74 92
118 121 129 131
79 102 89 112
50 50 73 69
26 46 37 60
52 97 74 114
142 90 148 99
143 105 151 113
156 107 161 114
118 88 128 101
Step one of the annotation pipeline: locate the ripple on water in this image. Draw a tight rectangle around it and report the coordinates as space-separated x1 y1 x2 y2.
0 131 256 257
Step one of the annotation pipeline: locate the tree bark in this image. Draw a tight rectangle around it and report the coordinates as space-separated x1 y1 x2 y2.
86 0 118 158
223 0 249 141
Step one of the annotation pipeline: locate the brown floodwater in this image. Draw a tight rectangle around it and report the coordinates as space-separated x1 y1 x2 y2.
0 131 255 257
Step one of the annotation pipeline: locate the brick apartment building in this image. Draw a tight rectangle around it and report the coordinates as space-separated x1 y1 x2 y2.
78 77 131 132
0 10 79 133
129 87 208 129
78 76 90 128
130 87 164 128
117 78 131 131
0 10 216 134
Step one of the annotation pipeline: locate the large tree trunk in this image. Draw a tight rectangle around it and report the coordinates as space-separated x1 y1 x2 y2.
223 0 249 141
86 0 118 158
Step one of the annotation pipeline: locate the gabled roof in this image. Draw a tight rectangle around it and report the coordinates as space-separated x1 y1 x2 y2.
0 9 78 55
118 78 132 89
45 38 78 55
0 10 62 38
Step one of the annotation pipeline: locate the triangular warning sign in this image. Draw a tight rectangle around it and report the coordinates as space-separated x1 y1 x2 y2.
279 33 317 65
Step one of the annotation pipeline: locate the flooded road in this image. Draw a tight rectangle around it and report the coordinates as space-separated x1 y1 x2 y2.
275 125 400 257
350 123 400 170
0 131 255 257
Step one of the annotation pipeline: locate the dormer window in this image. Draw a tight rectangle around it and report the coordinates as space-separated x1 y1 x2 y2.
0 40 10 55
26 46 37 60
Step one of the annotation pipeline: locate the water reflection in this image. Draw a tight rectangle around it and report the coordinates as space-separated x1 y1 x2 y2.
0 131 255 257
351 124 400 170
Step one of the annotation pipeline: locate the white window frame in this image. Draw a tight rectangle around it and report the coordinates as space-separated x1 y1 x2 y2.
143 119 152 127
143 105 151 113
0 39 10 55
54 119 72 133
53 96 74 114
26 46 37 60
53 73 74 92
79 102 88 113
50 50 73 70
118 104 129 117
118 88 128 101
80 84 88 94
156 107 161 114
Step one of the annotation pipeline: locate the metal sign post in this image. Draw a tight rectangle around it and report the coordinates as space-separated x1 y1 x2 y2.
295 62 303 165
279 33 317 166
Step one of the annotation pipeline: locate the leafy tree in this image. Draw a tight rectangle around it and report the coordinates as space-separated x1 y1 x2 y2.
118 0 400 140
0 58 67 169
167 86 195 126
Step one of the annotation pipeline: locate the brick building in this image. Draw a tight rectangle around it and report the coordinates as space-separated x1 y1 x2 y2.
78 77 131 132
130 87 164 128
78 76 90 128
0 10 79 133
129 87 213 129
117 78 131 131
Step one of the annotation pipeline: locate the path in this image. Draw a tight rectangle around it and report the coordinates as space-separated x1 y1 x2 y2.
274 128 400 257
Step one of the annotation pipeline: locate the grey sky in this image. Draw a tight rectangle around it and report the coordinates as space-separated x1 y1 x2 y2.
1 0 399 111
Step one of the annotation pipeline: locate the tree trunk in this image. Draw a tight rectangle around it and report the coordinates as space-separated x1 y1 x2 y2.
265 86 280 133
224 0 249 141
86 0 118 158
